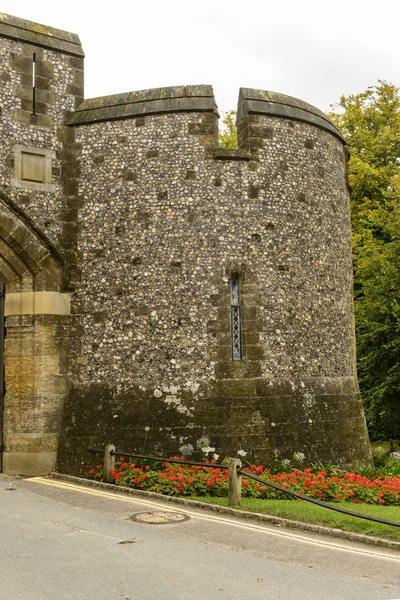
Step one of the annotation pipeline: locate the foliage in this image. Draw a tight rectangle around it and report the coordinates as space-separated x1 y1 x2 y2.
371 444 400 476
90 456 400 505
330 82 400 440
219 110 238 148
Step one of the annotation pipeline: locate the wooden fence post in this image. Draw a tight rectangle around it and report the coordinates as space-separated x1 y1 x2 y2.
228 458 242 506
104 444 115 483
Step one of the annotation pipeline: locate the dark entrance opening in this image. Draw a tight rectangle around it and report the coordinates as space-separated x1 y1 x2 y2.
0 281 4 472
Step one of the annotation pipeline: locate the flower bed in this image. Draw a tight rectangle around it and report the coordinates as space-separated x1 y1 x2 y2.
89 459 400 505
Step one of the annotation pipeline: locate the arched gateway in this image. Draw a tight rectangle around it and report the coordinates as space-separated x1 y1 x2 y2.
0 191 70 475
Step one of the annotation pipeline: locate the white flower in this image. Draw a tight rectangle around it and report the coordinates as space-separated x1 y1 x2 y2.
202 446 215 454
213 453 219 461
144 426 150 432
196 436 210 450
293 451 305 463
237 450 247 457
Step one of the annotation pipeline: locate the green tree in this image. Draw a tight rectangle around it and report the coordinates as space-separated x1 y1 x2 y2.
330 82 400 440
219 110 238 148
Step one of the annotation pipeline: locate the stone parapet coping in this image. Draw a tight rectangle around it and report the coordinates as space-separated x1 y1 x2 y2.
68 83 344 144
50 473 400 551
5 291 70 316
238 88 345 143
0 12 84 57
67 85 219 125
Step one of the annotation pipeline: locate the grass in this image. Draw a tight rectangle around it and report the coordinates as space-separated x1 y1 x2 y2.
189 496 400 541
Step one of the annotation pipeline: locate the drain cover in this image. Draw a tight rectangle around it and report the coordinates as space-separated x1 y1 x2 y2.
130 511 190 524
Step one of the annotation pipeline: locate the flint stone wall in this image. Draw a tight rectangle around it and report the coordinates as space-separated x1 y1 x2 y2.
57 88 371 474
0 14 371 476
0 29 84 291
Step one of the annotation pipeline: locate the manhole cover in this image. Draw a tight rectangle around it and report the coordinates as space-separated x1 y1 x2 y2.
130 511 190 524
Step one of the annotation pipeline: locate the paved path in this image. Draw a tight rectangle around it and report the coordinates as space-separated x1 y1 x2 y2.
0 474 399 600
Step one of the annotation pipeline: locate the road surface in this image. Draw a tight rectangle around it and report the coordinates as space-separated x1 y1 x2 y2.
0 474 399 599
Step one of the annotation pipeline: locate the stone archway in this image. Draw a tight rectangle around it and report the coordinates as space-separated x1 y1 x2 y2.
0 191 71 475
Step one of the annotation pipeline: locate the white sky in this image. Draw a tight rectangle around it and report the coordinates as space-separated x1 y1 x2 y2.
1 0 399 114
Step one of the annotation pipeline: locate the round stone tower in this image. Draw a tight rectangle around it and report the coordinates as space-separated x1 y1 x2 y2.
58 86 372 472
228 88 372 465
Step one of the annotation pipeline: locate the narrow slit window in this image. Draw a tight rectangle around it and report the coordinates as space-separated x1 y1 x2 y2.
231 275 242 361
32 53 36 115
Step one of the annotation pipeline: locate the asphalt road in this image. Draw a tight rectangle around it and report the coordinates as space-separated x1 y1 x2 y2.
0 474 399 600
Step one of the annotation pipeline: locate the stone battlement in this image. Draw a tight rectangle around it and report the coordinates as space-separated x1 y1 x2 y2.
68 85 218 125
0 12 84 56
237 88 344 142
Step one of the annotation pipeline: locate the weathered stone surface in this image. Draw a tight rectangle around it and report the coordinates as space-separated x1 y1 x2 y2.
0 13 84 57
68 86 218 126
237 88 344 143
0 13 372 477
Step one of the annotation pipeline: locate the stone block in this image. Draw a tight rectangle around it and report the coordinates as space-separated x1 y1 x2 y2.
5 373 35 395
210 294 229 307
210 345 232 361
10 54 32 74
14 110 54 129
14 84 54 105
22 45 44 58
69 56 84 70
4 333 34 357
242 305 257 321
215 360 262 379
2 406 21 433
2 451 57 476
20 410 46 433
249 125 274 139
73 69 84 87
242 331 260 345
35 60 54 79
66 83 84 97
255 379 294 397
244 345 265 360
19 72 33 87
28 373 67 395
216 379 257 398
217 306 230 320
188 123 214 136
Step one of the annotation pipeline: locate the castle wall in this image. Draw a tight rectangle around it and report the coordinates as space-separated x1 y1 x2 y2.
0 14 372 476
0 15 83 474
0 33 83 271
57 89 371 473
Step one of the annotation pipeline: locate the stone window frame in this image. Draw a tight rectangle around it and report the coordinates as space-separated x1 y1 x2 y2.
231 274 243 361
11 144 56 192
